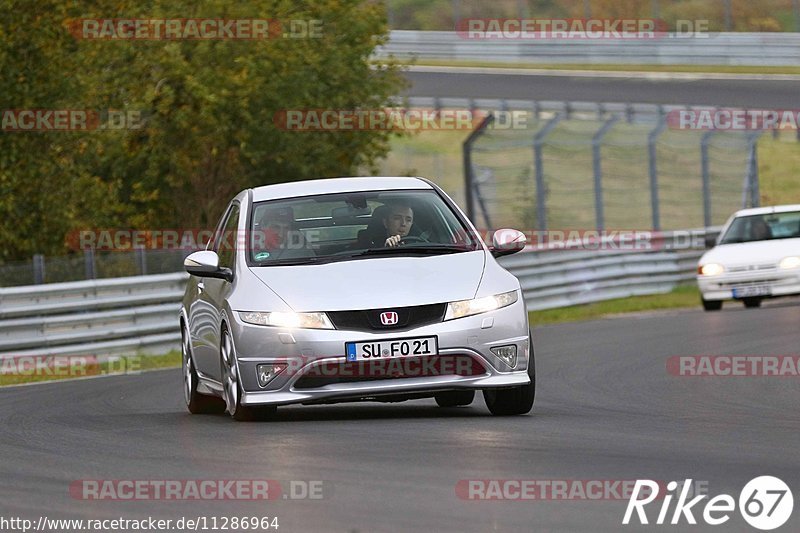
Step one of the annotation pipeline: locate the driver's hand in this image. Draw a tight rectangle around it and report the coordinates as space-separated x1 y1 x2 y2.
385 235 402 247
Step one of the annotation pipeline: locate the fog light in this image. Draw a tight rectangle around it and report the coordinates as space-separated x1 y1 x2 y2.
256 364 286 388
490 345 517 368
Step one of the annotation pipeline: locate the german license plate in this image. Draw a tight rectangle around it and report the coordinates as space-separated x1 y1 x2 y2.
732 286 771 298
346 336 438 362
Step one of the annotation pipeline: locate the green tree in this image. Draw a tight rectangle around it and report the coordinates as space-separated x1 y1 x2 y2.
0 0 405 262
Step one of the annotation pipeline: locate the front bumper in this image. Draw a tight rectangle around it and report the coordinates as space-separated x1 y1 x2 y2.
229 297 531 406
697 268 800 301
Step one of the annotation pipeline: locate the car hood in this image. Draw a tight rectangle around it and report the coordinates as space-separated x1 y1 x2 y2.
701 238 800 266
249 250 487 312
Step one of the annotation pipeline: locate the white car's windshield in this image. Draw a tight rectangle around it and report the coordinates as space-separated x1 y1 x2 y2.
248 189 480 265
719 211 800 244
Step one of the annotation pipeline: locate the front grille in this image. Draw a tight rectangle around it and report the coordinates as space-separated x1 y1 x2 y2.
328 303 446 332
293 354 486 389
717 279 780 289
727 264 776 273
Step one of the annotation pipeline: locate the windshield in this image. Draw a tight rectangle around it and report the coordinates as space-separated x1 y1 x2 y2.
719 211 800 244
248 189 480 265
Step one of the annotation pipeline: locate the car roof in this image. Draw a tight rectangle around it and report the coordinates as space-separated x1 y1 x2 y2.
733 204 800 217
250 176 432 202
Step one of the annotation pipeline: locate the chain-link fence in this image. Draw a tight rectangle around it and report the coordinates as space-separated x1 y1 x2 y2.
454 100 763 232
0 249 189 287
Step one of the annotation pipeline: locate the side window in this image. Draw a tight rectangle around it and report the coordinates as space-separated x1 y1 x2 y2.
216 204 240 270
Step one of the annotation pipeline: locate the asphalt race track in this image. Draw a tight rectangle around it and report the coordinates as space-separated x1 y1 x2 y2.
404 68 800 108
1 301 798 532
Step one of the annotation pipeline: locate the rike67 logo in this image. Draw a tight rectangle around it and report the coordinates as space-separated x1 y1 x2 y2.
623 477 793 530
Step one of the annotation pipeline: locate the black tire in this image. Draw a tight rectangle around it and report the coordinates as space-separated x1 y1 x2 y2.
483 336 536 416
182 325 225 415
434 390 475 407
743 298 762 308
702 298 723 311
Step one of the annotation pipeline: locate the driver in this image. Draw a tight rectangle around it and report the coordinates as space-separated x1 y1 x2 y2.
750 218 772 241
383 203 414 247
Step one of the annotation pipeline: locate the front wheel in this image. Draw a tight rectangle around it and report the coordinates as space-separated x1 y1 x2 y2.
182 325 224 414
702 298 723 311
221 327 277 422
743 297 762 308
483 336 535 416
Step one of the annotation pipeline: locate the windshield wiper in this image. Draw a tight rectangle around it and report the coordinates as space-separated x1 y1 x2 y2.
345 245 472 257
253 256 327 267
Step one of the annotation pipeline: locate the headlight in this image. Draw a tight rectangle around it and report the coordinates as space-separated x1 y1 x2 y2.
779 256 800 269
698 263 724 276
239 311 334 329
444 290 518 321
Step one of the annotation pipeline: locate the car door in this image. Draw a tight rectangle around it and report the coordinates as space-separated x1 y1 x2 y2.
191 202 240 382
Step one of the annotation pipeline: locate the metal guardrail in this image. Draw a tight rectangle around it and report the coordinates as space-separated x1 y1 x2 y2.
379 31 800 67
498 240 704 311
0 230 713 359
0 273 187 358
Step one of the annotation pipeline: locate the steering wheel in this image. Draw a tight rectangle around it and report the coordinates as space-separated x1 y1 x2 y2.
398 235 429 245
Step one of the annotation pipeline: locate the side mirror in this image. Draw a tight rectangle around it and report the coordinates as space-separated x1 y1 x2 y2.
490 229 527 258
704 233 718 249
184 250 233 282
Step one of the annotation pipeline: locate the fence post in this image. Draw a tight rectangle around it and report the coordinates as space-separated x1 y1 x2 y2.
462 112 495 222
723 0 732 31
532 112 564 232
592 115 620 231
473 168 494 229
33 254 45 284
84 248 96 280
745 132 761 208
647 114 667 230
700 130 716 227
136 246 147 276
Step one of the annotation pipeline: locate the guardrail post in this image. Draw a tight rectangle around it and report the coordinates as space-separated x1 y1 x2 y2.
32 254 45 284
592 115 620 231
647 114 667 230
700 130 716 227
462 112 495 222
532 112 564 231
84 248 96 280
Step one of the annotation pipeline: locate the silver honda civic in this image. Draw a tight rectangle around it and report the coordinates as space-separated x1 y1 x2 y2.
179 176 534 420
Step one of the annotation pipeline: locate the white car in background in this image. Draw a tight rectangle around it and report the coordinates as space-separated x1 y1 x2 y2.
697 205 800 311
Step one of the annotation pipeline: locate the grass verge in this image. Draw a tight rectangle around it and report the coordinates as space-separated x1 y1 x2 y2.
0 350 181 387
529 284 700 326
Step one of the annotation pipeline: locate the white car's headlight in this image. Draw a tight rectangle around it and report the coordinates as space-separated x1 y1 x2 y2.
239 311 334 329
698 263 724 276
779 256 800 269
445 290 518 321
